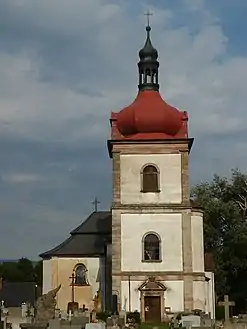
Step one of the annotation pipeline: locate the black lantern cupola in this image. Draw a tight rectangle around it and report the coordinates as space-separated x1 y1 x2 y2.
138 24 159 92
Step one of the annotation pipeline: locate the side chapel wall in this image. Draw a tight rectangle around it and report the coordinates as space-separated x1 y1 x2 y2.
45 257 100 311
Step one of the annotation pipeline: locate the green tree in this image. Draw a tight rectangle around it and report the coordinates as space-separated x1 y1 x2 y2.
34 260 43 286
0 258 42 287
192 169 247 314
1 261 23 282
17 258 35 281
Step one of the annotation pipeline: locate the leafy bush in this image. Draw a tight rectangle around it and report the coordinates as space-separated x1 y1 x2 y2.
215 306 225 320
127 311 141 324
96 311 111 322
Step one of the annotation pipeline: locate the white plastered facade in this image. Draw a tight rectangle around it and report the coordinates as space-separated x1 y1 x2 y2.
116 152 215 318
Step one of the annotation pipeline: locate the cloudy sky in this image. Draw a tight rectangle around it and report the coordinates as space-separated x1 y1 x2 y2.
0 0 247 259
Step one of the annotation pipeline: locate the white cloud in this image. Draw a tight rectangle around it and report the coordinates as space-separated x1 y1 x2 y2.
2 173 45 184
0 0 247 258
184 0 205 11
0 0 246 143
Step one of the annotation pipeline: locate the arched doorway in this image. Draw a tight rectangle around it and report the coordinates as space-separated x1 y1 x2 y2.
138 277 167 323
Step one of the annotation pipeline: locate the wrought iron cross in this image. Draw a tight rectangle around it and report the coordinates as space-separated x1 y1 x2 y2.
69 272 76 303
92 197 100 212
144 10 153 27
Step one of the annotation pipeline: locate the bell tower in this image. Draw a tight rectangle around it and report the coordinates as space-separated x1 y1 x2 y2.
107 22 208 320
138 25 159 91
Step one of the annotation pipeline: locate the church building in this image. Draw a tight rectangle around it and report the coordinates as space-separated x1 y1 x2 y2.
40 23 215 322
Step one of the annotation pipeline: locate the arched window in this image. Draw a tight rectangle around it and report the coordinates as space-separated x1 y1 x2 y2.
143 233 161 262
146 69 151 83
141 165 159 193
74 264 89 285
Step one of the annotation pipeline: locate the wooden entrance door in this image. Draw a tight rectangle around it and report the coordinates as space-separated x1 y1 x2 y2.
144 296 161 323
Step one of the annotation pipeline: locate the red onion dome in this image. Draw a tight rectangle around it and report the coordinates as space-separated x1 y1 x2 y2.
116 90 184 137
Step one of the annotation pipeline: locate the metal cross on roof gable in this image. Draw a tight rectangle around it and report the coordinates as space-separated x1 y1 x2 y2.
92 197 100 212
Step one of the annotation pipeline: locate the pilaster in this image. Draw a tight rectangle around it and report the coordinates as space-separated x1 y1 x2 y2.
111 209 121 308
112 151 122 308
182 211 194 311
112 151 121 203
181 150 190 205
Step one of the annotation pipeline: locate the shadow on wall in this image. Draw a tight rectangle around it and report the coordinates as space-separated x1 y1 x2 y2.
96 212 112 311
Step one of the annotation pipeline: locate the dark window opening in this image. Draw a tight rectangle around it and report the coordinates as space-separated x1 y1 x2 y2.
143 233 161 261
142 165 159 192
74 264 89 285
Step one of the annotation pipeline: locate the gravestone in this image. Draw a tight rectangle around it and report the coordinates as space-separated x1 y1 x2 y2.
21 304 28 319
201 314 213 327
218 295 235 324
61 316 89 326
20 325 48 329
58 308 90 329
106 318 113 327
54 309 61 319
172 318 180 328
68 310 72 322
237 314 247 323
3 317 7 329
0 303 4 329
119 311 126 327
181 315 201 328
106 315 125 329
85 323 105 329
59 311 67 320
35 285 61 322
77 310 89 319
19 285 61 329
48 319 61 329
91 311 96 323
1 302 8 317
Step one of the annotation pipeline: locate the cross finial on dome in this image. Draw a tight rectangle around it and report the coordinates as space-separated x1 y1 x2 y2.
144 10 153 27
138 11 159 92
